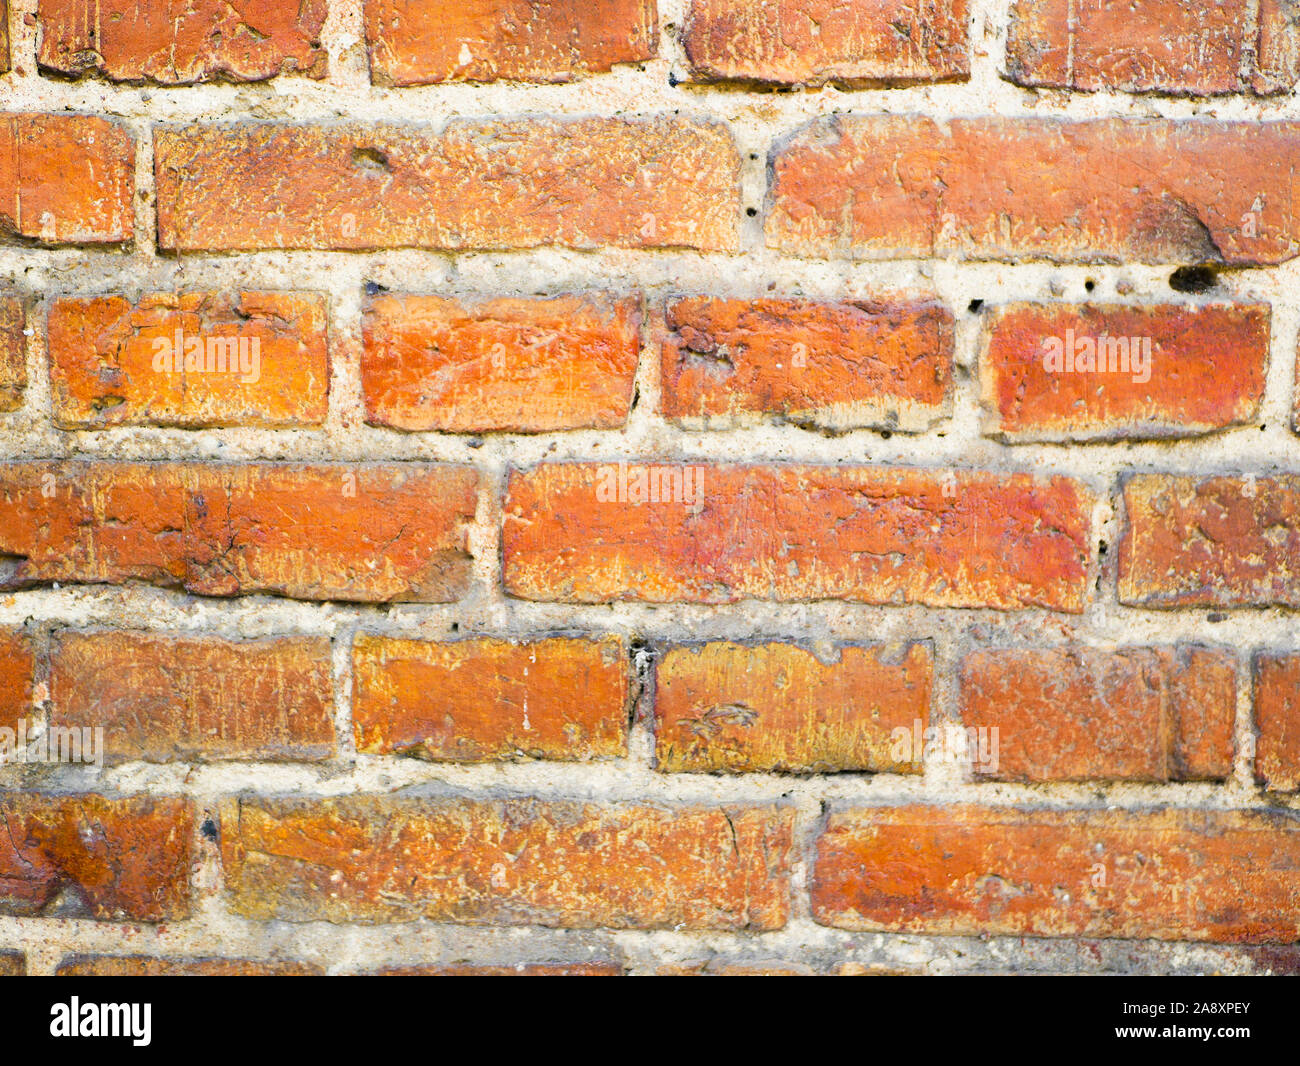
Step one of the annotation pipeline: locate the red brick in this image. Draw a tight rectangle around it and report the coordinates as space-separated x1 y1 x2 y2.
48 292 329 429
0 296 22 411
221 795 793 929
812 805 1300 942
0 628 33 736
56 955 321 976
1255 653 1300 791
655 641 932 773
0 952 22 975
0 794 194 921
38 0 327 83
768 117 1300 266
1257 0 1300 93
1005 0 1283 95
0 114 133 245
364 0 657 86
659 297 952 432
981 303 1269 441
684 0 968 85
373 963 622 975
353 635 628 761
362 293 640 433
50 631 335 763
156 119 738 253
0 462 478 602
504 464 1092 610
1119 474 1300 608
960 646 1236 782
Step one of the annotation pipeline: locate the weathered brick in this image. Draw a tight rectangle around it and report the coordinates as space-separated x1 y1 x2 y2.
156 119 738 253
0 628 33 736
0 296 22 411
0 1 8 75
812 805 1300 942
960 646 1236 782
0 952 22 975
504 464 1092 610
362 293 640 433
0 114 133 245
659 297 952 432
221 795 793 929
0 462 477 602
980 303 1269 441
364 0 657 85
373 963 622 975
353 635 628 761
0 794 194 921
48 291 330 429
768 117 1300 266
1255 653 1300 791
1006 0 1296 95
50 631 335 763
655 641 932 773
37 0 328 83
684 0 968 85
56 955 321 976
1119 474 1300 608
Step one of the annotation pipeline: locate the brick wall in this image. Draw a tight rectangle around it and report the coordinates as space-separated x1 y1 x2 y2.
0 0 1298 976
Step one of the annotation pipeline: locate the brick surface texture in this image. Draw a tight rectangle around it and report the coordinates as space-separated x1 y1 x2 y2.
0 0 1296 979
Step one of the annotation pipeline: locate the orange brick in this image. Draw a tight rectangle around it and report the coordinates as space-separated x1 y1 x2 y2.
48 292 330 429
56 955 321 976
981 303 1269 441
0 462 477 602
156 119 738 253
0 114 133 245
221 795 793 929
1255 653 1300 791
959 646 1236 782
659 296 952 431
0 1 8 75
0 628 33 736
1119 474 1300 608
768 117 1300 266
654 641 932 773
353 635 628 762
684 0 968 85
362 293 640 433
1007 0 1294 95
504 464 1092 610
0 952 22 975
37 0 327 83
0 794 194 921
364 0 657 85
50 631 336 763
0 296 22 411
812 805 1300 942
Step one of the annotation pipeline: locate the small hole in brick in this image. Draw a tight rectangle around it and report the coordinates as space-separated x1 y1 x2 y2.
1170 265 1218 293
200 817 218 842
746 207 757 217
1207 612 1226 623
1084 279 1095 292
352 146 391 173
364 281 387 297
1099 540 1108 556
668 71 679 87
451 622 459 633
968 299 983 313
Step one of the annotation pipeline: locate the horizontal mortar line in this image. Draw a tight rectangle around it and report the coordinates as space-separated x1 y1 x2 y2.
5 763 1293 810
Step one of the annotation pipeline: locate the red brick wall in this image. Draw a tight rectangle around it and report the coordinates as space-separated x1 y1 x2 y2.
0 0 1297 976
